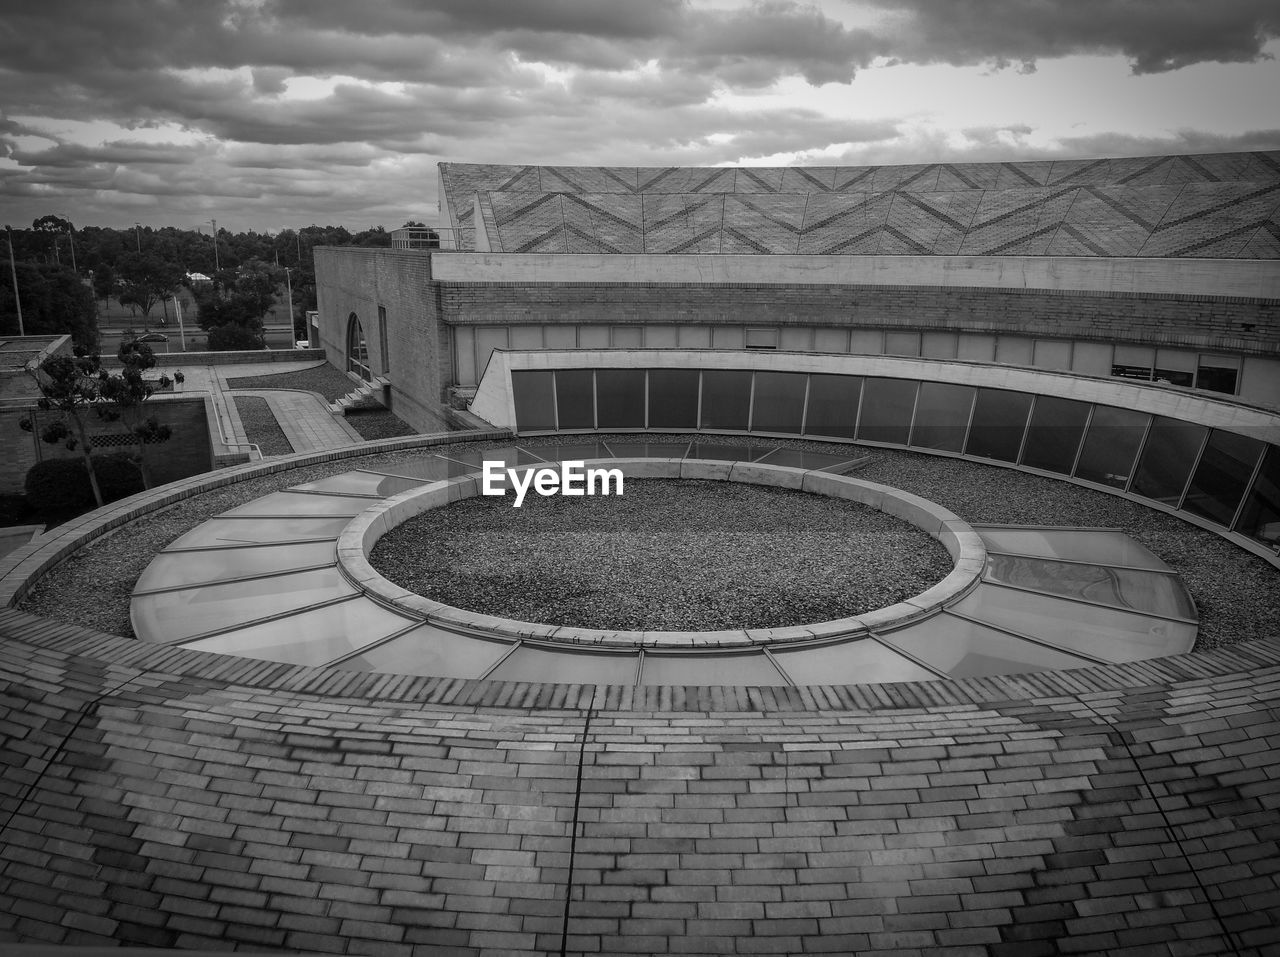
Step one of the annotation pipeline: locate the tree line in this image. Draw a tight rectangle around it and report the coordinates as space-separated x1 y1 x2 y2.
1 217 416 350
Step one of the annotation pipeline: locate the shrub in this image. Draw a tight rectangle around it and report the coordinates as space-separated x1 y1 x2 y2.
95 453 145 501
207 322 265 351
24 453 145 515
24 458 95 514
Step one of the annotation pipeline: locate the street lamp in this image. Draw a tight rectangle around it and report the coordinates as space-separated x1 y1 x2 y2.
64 219 76 273
284 266 294 344
134 222 141 253
208 219 221 272
6 225 24 336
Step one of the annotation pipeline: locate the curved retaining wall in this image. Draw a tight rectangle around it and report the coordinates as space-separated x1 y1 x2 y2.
339 460 985 648
1 433 1278 954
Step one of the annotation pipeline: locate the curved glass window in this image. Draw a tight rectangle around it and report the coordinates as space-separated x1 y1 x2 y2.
966 389 1032 463
700 370 752 430
857 377 917 444
1235 445 1280 547
751 372 807 434
910 382 974 452
512 370 556 431
1182 429 1264 526
596 369 646 429
1074 406 1148 489
648 369 700 429
804 374 861 439
346 313 371 381
1021 396 1090 474
1131 416 1207 505
555 370 595 430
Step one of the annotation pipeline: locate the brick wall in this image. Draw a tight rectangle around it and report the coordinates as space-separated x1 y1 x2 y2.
439 282 1280 356
1 396 212 496
314 248 452 433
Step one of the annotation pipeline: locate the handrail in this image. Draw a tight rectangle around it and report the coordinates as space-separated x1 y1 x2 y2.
206 387 262 461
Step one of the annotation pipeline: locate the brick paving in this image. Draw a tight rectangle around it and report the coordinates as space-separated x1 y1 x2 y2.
1 607 1277 955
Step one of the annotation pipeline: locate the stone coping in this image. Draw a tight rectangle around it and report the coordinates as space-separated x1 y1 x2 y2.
338 459 985 649
2 605 1278 713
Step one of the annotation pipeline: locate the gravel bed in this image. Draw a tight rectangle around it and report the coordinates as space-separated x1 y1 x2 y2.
17 434 1280 652
856 449 1280 651
346 409 418 440
226 365 420 439
371 480 952 631
232 396 294 455
226 363 356 402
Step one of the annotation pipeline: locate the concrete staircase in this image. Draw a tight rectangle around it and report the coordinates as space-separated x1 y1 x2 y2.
328 375 390 415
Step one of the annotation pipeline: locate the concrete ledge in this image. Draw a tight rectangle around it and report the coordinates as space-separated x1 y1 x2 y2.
339 460 986 649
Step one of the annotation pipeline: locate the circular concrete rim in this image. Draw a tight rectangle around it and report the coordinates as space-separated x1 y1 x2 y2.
338 458 987 649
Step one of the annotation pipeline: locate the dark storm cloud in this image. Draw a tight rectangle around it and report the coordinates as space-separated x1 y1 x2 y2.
1 0 1277 229
868 0 1280 73
270 0 687 41
8 140 208 169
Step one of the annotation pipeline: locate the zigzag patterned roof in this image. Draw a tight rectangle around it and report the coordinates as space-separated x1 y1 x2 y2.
439 154 1280 258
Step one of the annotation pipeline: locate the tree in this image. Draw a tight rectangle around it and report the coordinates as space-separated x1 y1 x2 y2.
32 215 75 269
0 262 99 349
19 348 110 507
18 342 175 505
352 226 392 247
194 258 278 351
207 323 265 351
116 252 183 326
98 341 172 488
92 263 116 309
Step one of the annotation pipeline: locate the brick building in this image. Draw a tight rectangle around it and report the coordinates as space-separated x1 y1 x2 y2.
315 153 1280 560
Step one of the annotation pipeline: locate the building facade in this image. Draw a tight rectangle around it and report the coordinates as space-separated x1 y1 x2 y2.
314 154 1280 561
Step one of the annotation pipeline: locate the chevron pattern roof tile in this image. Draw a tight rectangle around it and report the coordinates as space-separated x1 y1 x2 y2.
734 166 785 192
1238 217 1280 259
441 153 1280 257
780 166 837 191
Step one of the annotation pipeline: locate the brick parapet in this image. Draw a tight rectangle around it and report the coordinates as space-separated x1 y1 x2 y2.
437 281 1280 355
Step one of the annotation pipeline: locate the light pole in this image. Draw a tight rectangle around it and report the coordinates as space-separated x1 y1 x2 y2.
6 226 24 336
63 219 76 273
134 222 141 253
173 293 186 352
208 219 221 272
284 266 294 345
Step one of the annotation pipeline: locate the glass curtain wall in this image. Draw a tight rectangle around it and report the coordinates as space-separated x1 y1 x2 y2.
510 366 1280 552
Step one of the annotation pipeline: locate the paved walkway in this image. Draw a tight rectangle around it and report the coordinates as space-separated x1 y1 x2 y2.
229 389 362 452
169 361 363 458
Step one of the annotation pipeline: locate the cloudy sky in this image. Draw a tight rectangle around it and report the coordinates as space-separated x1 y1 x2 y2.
3 0 1279 233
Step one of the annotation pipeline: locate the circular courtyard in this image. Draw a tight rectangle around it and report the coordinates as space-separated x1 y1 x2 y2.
368 479 953 632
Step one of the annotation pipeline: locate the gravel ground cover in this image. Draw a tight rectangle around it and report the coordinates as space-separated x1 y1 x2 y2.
17 434 1280 651
231 395 293 455
346 409 418 440
226 363 355 402
856 449 1280 651
371 480 951 631
227 365 420 438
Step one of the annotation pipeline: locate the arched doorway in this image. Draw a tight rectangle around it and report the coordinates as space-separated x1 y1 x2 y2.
346 313 371 381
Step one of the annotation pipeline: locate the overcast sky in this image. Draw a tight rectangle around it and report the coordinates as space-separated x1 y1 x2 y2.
3 0 1279 233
